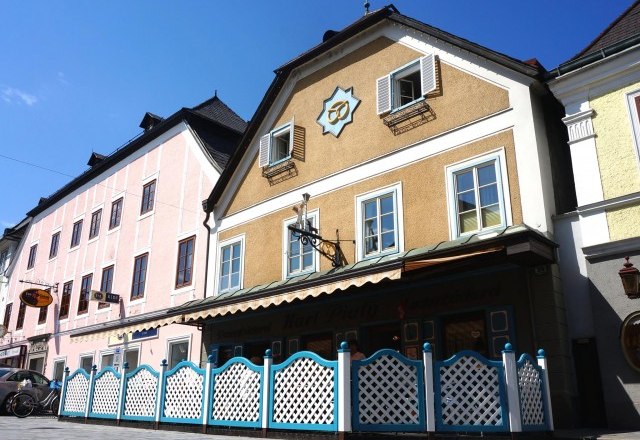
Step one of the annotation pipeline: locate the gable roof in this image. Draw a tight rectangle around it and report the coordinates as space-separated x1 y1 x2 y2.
573 0 640 59
26 95 246 218
204 4 542 213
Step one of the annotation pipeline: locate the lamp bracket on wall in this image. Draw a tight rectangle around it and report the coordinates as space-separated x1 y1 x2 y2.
19 279 59 293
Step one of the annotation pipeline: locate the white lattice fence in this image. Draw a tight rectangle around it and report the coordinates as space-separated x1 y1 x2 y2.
161 363 204 423
517 356 546 429
435 353 507 432
353 350 424 429
211 361 261 425
270 353 337 430
123 367 159 420
89 369 120 418
61 371 90 415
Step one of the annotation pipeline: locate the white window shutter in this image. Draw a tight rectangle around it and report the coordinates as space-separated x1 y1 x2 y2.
288 118 295 155
420 53 436 96
258 133 270 167
376 75 391 115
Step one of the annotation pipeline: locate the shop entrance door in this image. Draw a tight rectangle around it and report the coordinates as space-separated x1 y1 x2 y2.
362 322 401 355
442 311 488 359
28 356 44 373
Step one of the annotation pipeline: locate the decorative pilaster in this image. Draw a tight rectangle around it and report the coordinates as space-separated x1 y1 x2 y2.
562 109 595 144
502 343 522 435
422 342 435 435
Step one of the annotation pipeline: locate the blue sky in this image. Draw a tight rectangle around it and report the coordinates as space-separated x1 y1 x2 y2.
0 0 631 228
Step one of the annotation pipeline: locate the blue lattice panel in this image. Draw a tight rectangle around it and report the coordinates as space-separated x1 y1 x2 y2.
269 351 338 431
160 361 205 425
209 357 263 428
434 351 508 432
516 354 547 431
89 367 121 419
60 369 90 417
351 349 426 432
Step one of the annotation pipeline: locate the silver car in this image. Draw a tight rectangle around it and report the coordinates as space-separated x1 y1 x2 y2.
0 368 52 415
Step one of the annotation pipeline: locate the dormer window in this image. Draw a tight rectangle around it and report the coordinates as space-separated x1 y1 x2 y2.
377 54 436 114
271 124 291 165
259 120 294 168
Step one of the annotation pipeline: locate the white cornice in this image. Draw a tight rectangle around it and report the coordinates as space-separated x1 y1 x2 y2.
549 45 640 108
577 190 640 214
583 236 640 259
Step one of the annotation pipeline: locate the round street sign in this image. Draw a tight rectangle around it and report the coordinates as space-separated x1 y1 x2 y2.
19 288 53 308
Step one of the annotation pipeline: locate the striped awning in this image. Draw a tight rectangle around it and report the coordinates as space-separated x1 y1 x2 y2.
181 267 402 323
70 314 184 343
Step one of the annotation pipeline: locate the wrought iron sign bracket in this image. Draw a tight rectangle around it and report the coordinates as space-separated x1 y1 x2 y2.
288 225 349 268
19 279 59 293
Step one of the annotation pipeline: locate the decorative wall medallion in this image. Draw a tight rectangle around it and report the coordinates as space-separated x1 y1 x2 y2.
317 86 360 137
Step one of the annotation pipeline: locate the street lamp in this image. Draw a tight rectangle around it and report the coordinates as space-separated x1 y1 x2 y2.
619 256 640 299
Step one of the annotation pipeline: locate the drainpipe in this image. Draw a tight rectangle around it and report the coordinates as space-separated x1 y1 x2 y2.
202 201 211 299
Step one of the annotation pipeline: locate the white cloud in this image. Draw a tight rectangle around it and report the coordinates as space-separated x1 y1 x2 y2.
57 71 69 85
1 86 38 106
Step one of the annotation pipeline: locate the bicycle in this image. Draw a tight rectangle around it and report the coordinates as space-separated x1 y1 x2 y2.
10 380 61 418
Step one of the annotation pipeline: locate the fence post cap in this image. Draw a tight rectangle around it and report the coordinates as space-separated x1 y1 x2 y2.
92 365 97 372
338 341 349 352
264 349 272 359
207 354 216 363
537 348 546 358
161 359 168 367
502 342 513 353
123 362 129 370
64 366 70 373
423 342 432 353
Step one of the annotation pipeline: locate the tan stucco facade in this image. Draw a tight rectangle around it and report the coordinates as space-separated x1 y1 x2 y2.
225 37 510 216
220 130 521 288
591 82 640 199
590 82 640 240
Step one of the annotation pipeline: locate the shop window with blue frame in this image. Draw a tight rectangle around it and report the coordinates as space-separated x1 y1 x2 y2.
377 54 436 114
447 151 511 238
356 185 403 260
218 237 244 293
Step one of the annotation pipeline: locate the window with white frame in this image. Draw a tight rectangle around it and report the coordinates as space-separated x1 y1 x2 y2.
356 185 403 260
626 90 640 163
124 347 139 370
168 339 189 370
79 355 93 373
377 54 436 114
52 359 65 382
284 213 318 278
258 120 294 168
218 237 243 293
447 151 510 237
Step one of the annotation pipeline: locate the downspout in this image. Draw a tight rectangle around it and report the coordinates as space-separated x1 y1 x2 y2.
202 201 211 299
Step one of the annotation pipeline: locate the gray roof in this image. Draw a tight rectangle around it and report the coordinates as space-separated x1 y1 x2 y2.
191 96 248 134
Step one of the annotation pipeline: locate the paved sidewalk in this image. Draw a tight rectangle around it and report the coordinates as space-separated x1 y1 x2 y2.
3 416 640 440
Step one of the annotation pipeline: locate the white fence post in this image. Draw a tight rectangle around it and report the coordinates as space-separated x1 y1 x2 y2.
337 341 352 438
502 343 522 434
537 349 554 431
116 362 128 425
154 359 168 429
261 349 273 436
422 342 435 435
202 355 214 433
84 365 97 421
58 367 70 417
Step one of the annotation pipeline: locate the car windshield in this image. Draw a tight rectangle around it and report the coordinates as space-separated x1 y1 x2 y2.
0 368 12 378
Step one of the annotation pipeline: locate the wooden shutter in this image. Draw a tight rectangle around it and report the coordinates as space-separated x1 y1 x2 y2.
258 133 270 167
420 53 436 96
292 125 306 162
288 118 295 155
376 74 391 115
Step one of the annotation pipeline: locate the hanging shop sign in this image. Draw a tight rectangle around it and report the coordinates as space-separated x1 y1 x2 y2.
316 86 360 137
89 290 120 304
19 289 53 308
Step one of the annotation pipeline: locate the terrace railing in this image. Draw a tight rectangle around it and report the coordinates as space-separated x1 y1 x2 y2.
59 342 553 436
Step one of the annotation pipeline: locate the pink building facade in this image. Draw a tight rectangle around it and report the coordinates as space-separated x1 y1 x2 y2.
0 96 245 386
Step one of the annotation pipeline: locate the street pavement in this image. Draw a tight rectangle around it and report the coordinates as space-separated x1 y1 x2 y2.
2 416 640 440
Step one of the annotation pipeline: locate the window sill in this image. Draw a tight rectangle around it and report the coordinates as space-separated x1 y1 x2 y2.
383 100 435 136
95 306 111 314
172 285 195 296
390 96 425 114
87 236 99 245
455 224 507 240
360 248 400 262
107 226 121 235
58 318 69 325
48 256 58 262
138 211 154 222
129 297 146 306
68 245 80 253
75 313 89 321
